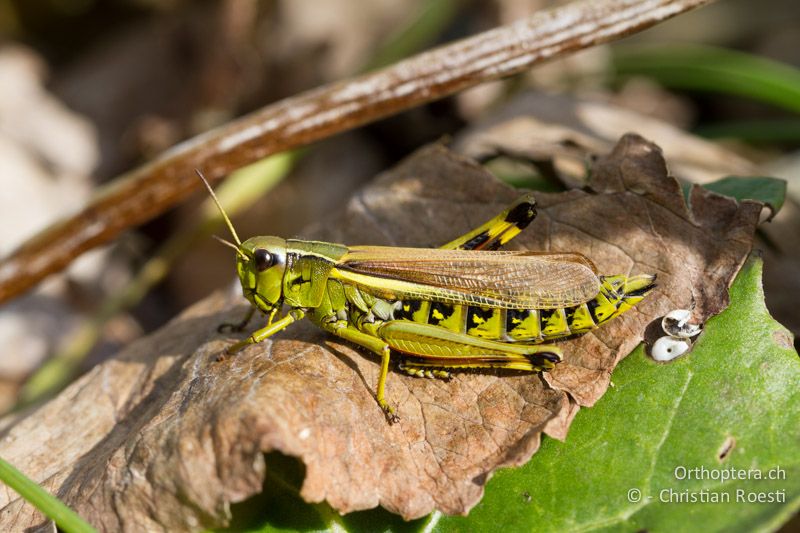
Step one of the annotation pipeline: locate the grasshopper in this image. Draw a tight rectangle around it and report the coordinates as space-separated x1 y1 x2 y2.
199 172 655 422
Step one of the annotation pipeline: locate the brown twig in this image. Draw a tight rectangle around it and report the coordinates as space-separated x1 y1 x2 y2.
0 0 713 304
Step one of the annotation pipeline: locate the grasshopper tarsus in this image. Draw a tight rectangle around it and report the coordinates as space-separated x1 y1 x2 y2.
384 409 401 425
378 398 400 424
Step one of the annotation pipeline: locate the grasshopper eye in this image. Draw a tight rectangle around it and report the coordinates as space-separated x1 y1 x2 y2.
254 248 274 272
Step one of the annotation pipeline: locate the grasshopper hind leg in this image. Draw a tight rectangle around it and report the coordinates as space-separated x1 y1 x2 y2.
397 351 560 375
376 320 562 374
442 193 537 251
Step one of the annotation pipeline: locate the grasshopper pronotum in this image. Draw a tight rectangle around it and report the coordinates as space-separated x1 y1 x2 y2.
199 172 655 422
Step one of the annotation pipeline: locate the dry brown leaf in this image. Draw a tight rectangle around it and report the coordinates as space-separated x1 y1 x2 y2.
0 135 762 530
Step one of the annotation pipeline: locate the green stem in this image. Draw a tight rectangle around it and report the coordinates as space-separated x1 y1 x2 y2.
0 456 96 533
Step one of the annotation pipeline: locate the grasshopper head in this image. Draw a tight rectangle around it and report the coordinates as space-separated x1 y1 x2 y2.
237 236 288 312
194 170 289 313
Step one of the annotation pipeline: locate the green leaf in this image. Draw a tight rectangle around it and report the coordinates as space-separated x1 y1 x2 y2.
218 255 799 532
700 176 786 220
680 176 786 221
611 44 800 114
434 255 800 532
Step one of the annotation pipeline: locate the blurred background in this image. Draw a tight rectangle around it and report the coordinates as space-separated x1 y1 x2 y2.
0 0 798 413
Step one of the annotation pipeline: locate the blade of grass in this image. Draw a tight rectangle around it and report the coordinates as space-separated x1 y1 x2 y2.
611 44 800 113
694 118 800 143
361 0 463 72
0 456 96 533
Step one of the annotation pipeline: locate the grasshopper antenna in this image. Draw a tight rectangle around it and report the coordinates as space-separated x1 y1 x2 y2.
212 235 247 260
195 169 242 246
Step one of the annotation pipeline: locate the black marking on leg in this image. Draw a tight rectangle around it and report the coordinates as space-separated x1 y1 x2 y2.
529 351 561 367
504 201 537 228
462 231 491 251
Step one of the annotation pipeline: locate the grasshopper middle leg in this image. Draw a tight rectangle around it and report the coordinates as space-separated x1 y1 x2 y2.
316 319 400 423
226 309 305 355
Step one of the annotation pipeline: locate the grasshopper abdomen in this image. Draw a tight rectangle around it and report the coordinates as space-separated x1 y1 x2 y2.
386 271 655 347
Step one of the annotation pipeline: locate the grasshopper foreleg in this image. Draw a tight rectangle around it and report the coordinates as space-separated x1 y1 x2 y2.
225 308 305 356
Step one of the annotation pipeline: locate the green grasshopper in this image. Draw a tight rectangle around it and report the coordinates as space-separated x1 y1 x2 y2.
199 172 655 422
